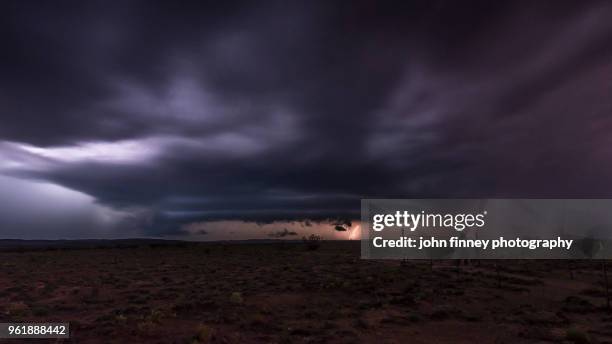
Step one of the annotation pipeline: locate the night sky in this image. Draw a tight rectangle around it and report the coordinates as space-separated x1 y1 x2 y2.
1 1 612 239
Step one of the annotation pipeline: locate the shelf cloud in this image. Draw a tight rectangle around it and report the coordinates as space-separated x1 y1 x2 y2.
2 1 612 238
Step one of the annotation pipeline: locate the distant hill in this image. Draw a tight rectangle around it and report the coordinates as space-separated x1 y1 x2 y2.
0 238 348 252
0 238 188 251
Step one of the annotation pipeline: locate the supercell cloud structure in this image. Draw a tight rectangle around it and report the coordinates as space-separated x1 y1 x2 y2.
1 1 612 238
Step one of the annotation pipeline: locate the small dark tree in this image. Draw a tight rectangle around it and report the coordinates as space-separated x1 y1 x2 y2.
303 234 322 251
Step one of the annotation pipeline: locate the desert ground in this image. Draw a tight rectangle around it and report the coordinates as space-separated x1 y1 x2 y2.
1 241 611 343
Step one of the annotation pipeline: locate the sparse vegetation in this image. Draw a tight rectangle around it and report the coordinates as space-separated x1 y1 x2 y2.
566 327 591 344
0 243 610 343
194 324 214 343
230 292 243 305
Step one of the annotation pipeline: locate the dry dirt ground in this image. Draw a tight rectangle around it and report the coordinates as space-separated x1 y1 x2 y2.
1 241 611 343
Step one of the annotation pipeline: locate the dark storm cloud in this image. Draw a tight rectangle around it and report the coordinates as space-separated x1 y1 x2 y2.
2 0 612 237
